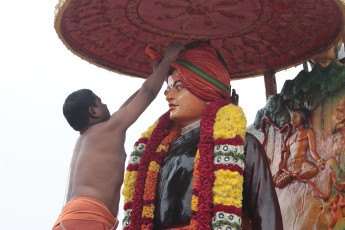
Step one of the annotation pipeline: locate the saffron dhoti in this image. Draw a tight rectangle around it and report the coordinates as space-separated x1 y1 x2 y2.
53 197 118 230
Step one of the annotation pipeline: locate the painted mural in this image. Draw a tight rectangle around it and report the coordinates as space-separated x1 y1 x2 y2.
249 61 345 229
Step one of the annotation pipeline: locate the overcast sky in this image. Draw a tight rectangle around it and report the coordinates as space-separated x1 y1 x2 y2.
0 1 303 229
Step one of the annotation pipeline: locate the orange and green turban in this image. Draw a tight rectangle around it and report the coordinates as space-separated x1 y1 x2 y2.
147 42 231 102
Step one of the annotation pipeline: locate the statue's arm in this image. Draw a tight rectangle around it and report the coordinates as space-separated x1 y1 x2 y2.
282 146 290 168
307 129 320 160
242 133 283 230
307 129 325 169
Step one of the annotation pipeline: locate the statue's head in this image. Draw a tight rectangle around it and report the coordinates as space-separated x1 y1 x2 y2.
291 108 310 128
164 42 231 127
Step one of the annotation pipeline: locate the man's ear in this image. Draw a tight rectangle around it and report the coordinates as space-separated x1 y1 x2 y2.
89 107 99 118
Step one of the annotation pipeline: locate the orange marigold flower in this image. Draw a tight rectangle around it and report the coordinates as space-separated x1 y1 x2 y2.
143 170 158 200
190 220 197 230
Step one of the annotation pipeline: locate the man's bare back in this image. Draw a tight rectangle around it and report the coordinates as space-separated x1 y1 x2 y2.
54 42 184 229
67 120 127 216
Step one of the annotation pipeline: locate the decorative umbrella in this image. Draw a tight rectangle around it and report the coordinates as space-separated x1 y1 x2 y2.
55 0 344 80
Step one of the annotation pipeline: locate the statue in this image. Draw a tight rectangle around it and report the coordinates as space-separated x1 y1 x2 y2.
332 97 345 135
122 42 283 230
331 97 345 171
273 108 326 188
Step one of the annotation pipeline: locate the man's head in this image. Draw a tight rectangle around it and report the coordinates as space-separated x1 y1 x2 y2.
63 89 110 131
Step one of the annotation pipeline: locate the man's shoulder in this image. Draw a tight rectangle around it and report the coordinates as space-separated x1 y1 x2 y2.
305 128 314 135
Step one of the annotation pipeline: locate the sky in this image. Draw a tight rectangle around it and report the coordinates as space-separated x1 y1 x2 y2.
0 1 303 229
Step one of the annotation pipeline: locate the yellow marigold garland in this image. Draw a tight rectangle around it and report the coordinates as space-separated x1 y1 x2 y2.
122 171 138 204
211 102 246 230
141 121 158 138
213 170 243 207
213 103 247 140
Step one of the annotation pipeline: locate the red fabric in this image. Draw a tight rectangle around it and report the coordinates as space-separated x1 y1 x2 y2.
172 43 230 102
146 43 230 102
53 197 118 230
58 0 342 79
146 47 162 62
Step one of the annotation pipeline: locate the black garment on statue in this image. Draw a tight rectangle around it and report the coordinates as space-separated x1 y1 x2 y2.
154 127 200 229
153 130 283 230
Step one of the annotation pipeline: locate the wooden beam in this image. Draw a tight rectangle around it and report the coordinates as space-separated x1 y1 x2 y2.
303 62 309 72
264 70 277 100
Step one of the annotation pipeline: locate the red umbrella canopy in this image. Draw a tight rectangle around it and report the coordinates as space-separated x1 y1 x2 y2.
55 0 344 80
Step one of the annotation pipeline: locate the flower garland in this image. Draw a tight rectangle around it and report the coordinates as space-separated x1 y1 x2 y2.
122 99 247 230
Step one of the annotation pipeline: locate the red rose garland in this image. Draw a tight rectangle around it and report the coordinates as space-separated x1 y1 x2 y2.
129 111 173 229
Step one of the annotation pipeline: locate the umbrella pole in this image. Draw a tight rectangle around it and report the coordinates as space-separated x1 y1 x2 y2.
264 70 277 100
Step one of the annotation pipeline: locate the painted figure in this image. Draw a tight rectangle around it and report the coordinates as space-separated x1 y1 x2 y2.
332 97 345 134
331 97 345 164
122 42 283 230
273 108 326 188
52 42 184 230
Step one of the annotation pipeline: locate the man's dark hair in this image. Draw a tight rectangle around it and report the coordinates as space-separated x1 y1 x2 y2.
63 89 96 131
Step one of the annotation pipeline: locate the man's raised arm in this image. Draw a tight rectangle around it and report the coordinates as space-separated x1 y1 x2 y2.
109 41 184 131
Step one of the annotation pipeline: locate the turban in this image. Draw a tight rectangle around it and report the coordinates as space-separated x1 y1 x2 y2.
146 42 231 102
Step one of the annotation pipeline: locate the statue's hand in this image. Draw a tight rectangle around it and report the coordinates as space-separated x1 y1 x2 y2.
317 159 326 170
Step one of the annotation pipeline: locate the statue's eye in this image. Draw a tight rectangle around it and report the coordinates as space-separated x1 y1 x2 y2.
175 85 183 90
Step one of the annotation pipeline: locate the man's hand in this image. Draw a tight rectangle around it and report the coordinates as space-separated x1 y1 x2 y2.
162 41 185 63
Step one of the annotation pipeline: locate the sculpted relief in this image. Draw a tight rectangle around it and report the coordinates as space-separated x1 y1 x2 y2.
255 62 345 230
332 98 345 158
273 109 325 189
333 98 345 134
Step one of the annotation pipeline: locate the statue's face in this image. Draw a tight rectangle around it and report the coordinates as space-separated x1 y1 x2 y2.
335 99 345 120
165 71 207 128
291 111 303 128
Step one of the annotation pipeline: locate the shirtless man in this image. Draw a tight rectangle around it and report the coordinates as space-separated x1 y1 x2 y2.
52 41 184 230
273 108 325 188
